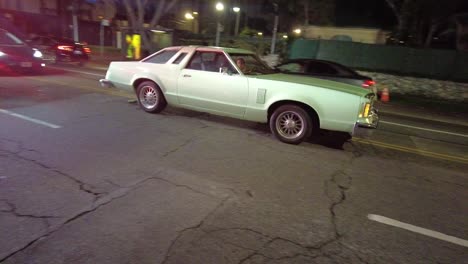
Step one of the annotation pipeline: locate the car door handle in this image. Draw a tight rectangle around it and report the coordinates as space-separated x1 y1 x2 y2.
183 74 191 78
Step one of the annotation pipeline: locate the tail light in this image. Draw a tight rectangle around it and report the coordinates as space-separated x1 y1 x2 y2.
58 45 74 52
83 47 91 54
359 103 371 118
362 80 375 88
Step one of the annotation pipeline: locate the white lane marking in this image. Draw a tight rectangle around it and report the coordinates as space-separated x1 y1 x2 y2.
0 109 61 129
368 214 468 248
381 121 468 138
62 68 105 77
49 67 105 77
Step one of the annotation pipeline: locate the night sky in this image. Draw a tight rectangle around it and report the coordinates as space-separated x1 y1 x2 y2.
335 0 396 29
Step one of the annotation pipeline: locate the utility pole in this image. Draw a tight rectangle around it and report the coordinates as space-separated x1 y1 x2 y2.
71 0 79 42
270 3 279 54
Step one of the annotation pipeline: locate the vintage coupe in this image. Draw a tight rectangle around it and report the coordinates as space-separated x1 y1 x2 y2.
100 46 378 144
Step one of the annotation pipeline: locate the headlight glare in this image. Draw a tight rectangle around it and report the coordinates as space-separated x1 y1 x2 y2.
33 49 43 58
0 51 5 57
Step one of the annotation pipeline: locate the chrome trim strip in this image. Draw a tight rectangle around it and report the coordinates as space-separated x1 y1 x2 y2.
99 79 114 88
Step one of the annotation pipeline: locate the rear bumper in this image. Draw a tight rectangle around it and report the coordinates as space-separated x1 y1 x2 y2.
357 108 379 129
99 79 114 88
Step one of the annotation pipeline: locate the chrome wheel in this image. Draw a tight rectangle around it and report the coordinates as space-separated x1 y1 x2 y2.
139 85 159 109
269 104 314 144
136 81 167 113
275 111 305 139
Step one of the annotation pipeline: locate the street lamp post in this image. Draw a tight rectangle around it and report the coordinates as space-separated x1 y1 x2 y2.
215 2 224 46
71 0 79 42
270 3 279 54
233 6 240 36
185 12 195 32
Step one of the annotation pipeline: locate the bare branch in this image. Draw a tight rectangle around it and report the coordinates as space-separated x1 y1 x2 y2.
164 0 180 13
122 0 137 28
384 0 402 21
150 0 166 28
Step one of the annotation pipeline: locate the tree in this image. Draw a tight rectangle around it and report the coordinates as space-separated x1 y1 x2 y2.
384 0 466 48
121 0 180 53
384 0 416 43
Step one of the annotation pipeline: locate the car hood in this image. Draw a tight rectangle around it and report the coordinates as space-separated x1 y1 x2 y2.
254 73 370 97
0 44 34 58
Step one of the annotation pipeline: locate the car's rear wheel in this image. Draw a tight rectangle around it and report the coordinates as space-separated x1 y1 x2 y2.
136 81 167 113
269 104 313 144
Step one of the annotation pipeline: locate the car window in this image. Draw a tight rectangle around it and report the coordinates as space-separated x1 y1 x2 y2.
172 52 188 64
277 62 304 73
306 61 338 75
0 29 24 45
328 63 358 77
186 51 235 73
229 53 276 75
143 49 180 64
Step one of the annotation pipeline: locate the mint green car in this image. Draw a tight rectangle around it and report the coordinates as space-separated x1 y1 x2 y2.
100 46 378 144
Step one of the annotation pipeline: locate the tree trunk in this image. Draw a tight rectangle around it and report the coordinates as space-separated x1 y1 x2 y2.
303 0 309 25
424 24 437 47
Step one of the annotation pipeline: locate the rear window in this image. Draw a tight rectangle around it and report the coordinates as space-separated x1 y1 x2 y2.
0 29 24 45
143 49 180 64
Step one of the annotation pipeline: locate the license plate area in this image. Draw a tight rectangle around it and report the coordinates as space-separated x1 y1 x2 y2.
73 50 83 55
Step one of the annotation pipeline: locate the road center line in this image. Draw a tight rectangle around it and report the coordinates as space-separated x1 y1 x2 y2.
368 214 468 248
0 109 61 129
49 67 105 77
380 120 468 138
353 138 468 163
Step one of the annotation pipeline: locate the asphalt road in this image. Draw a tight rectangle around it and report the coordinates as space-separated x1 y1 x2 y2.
0 66 467 264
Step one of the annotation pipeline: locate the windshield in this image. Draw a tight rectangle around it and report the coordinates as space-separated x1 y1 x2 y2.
0 29 25 45
229 53 276 75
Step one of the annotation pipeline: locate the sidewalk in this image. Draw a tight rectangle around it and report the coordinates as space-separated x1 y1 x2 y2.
86 48 468 129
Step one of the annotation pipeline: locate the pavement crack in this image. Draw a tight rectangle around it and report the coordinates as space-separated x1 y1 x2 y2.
161 137 195 158
0 142 104 198
161 196 231 264
0 175 151 263
135 174 219 199
238 252 271 264
0 199 61 220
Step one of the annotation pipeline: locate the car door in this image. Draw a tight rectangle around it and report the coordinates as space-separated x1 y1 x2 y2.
177 50 249 118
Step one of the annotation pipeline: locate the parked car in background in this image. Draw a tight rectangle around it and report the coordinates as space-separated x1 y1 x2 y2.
28 35 91 66
0 28 45 73
276 59 376 94
100 46 378 145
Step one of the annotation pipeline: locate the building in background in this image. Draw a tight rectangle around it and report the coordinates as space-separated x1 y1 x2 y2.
303 26 389 44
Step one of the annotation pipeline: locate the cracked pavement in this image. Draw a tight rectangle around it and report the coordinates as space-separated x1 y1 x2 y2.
1 76 467 263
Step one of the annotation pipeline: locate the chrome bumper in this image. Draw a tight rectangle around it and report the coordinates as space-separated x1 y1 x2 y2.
357 108 379 129
99 79 114 88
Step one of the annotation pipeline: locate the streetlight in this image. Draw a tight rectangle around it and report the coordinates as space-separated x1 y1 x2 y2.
215 2 224 46
294 28 302 35
233 6 240 36
257 32 263 36
185 12 195 33
185 12 194 20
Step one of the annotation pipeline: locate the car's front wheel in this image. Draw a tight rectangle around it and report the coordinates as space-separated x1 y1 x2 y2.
269 104 313 144
136 81 167 113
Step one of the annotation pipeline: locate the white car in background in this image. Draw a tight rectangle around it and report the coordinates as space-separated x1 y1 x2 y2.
100 46 378 144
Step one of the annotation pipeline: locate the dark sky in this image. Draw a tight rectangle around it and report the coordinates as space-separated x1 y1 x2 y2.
335 0 396 29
